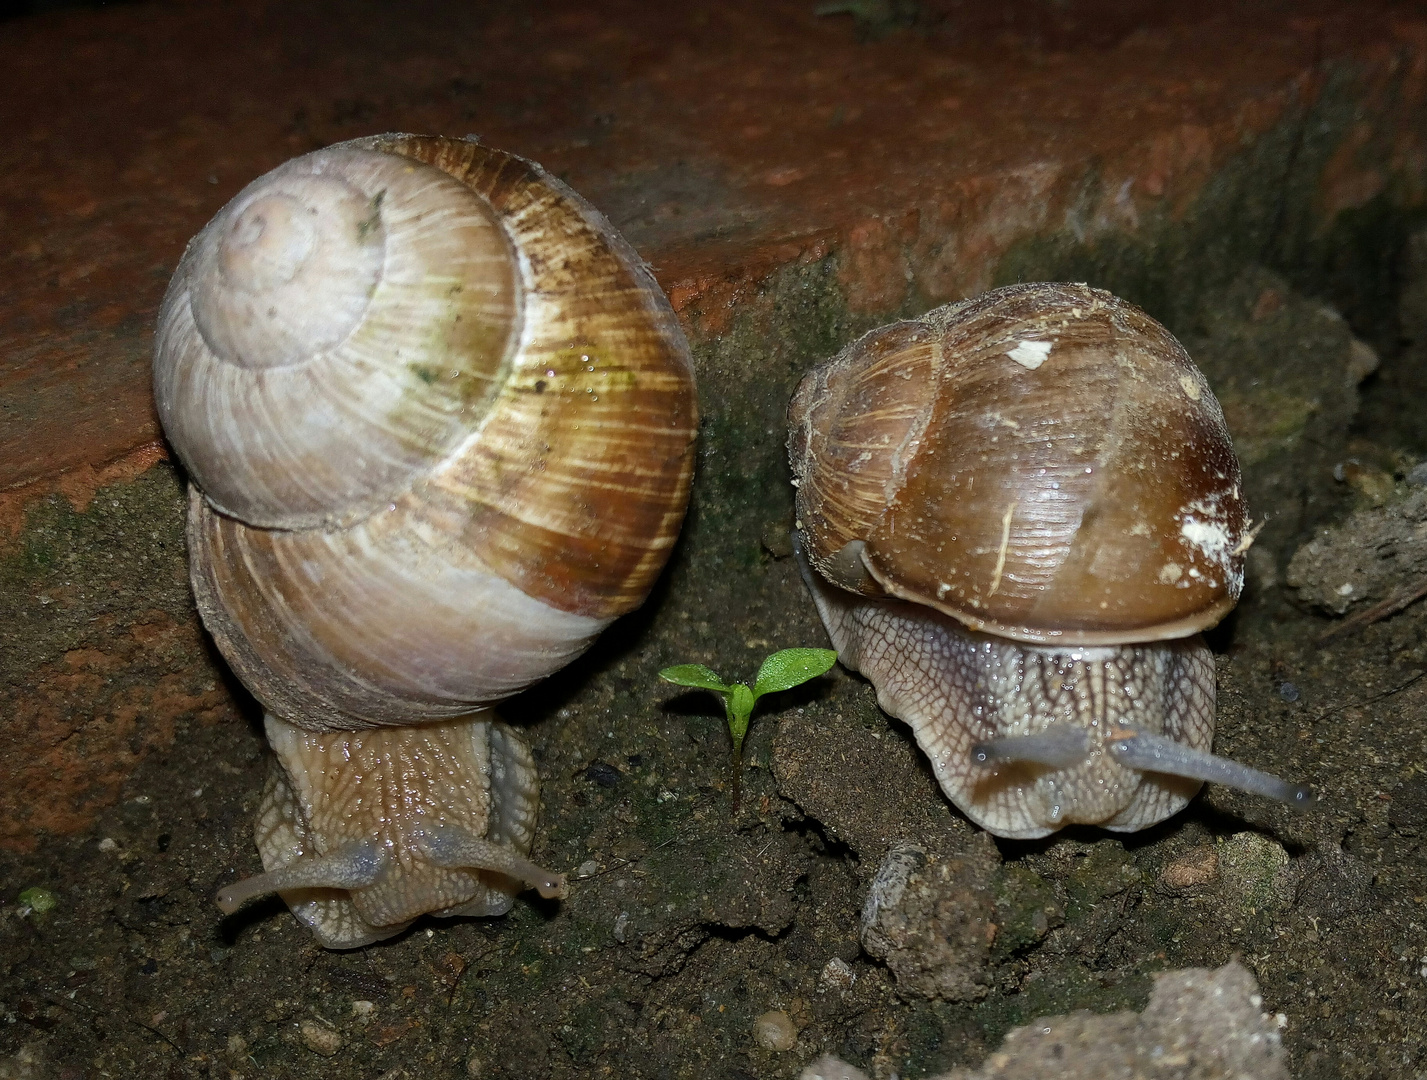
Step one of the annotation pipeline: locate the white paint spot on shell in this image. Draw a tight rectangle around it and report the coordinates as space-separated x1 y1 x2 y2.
1179 495 1237 574
1181 517 1231 561
1179 374 1202 401
1158 563 1183 584
1007 340 1052 369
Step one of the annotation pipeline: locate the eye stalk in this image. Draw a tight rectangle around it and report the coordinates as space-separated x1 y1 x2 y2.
1103 729 1313 808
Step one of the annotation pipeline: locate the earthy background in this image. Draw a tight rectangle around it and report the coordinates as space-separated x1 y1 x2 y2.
4 1 1427 1077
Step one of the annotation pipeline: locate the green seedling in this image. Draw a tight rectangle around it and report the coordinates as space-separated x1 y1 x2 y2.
18 886 57 917
660 648 838 806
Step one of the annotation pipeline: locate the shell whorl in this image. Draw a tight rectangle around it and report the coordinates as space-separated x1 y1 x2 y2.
156 135 698 731
156 146 521 530
789 283 1247 646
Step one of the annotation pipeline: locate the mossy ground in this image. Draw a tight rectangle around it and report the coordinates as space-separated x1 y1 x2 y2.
4 80 1427 1079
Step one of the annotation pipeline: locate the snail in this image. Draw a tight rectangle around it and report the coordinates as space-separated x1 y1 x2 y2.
153 134 698 946
788 282 1308 839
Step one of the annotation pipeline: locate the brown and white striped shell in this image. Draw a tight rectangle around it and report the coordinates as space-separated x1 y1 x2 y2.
154 134 698 945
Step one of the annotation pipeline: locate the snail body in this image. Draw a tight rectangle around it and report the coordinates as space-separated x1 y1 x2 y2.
789 283 1306 839
154 135 698 946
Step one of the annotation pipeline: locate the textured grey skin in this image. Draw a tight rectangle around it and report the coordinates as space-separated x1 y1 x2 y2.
798 543 1212 839
251 717 541 948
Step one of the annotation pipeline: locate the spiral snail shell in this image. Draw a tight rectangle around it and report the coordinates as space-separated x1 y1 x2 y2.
154 134 698 946
789 282 1307 839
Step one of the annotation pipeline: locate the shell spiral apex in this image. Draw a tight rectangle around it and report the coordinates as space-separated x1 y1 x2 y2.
156 144 522 531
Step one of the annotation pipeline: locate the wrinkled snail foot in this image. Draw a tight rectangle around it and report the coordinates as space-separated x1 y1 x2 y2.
973 721 1314 809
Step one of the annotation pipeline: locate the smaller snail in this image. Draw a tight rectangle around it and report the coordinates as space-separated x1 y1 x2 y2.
154 135 698 945
788 283 1307 839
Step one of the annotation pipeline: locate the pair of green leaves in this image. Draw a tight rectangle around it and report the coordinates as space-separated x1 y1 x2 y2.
659 648 838 759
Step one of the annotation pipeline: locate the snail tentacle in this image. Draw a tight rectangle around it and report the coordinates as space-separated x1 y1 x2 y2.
972 723 1092 769
215 838 386 915
1106 730 1313 808
417 823 568 900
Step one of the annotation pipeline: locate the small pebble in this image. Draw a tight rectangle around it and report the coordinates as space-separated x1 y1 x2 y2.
1278 681 1300 703
1159 845 1220 891
466 1050 484 1077
98 837 119 853
819 957 857 992
753 1009 797 1051
576 859 600 878
350 1000 376 1023
299 1018 343 1056
799 1057 870 1080
614 911 630 943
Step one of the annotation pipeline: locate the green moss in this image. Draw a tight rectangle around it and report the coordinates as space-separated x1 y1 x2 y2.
679 257 877 563
893 999 982 1079
971 960 1153 1047
18 886 58 915
1064 841 1140 925
1217 831 1292 915
991 863 1061 960
1216 386 1317 464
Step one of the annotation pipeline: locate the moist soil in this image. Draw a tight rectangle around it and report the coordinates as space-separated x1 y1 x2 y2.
5 255 1427 1079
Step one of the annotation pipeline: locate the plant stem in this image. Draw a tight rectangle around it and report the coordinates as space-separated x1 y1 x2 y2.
730 733 744 812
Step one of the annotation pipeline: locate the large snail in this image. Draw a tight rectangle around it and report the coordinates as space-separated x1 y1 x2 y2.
789 282 1308 839
153 134 698 946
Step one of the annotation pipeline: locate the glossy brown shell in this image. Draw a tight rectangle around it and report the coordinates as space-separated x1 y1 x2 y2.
155 135 698 729
789 283 1247 646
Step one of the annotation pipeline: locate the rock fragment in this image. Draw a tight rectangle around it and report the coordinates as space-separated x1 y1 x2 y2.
801 961 1286 1079
859 840 997 1001
1287 487 1427 615
298 1017 343 1056
753 1009 798 1051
